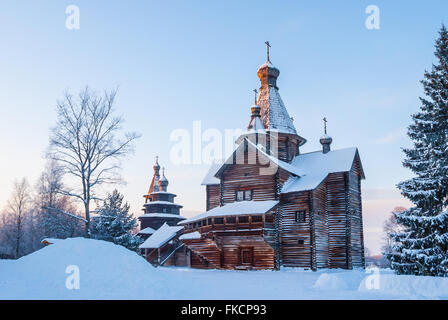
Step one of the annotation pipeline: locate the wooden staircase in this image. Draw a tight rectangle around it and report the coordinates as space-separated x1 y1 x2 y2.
183 238 222 268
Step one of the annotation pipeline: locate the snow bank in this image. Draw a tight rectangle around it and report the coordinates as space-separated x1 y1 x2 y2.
0 238 180 299
313 273 349 290
1 239 448 300
358 273 448 299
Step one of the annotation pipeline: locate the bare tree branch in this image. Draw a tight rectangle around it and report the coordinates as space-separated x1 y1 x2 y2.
47 87 141 236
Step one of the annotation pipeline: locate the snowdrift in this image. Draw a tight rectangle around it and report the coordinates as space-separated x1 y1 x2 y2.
358 273 448 299
1 238 448 299
0 238 178 299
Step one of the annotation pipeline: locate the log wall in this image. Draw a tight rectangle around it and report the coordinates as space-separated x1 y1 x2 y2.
221 164 276 205
216 231 275 270
206 185 220 211
348 158 365 268
312 182 329 269
326 172 350 269
278 192 312 268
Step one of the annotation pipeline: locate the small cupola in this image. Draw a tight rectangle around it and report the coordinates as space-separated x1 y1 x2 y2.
257 41 280 89
247 89 265 132
153 157 161 192
159 168 169 192
320 117 332 154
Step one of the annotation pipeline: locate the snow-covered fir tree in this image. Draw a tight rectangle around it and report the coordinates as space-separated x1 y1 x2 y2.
90 190 142 251
389 25 448 276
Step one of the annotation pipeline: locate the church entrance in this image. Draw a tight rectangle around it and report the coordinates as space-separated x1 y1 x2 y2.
239 247 254 266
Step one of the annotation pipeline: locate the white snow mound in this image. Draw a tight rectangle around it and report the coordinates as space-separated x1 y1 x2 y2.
313 273 349 290
358 274 448 299
0 237 178 299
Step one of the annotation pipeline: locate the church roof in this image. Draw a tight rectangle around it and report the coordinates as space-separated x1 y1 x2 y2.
212 138 304 179
281 147 365 193
201 163 221 185
179 200 279 225
138 227 156 235
139 213 186 220
258 85 297 135
143 200 183 207
179 231 201 240
139 223 183 249
201 139 364 192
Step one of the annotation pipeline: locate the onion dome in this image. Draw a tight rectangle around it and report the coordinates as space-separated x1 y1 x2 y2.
247 104 265 132
257 60 280 89
159 168 169 192
320 118 332 154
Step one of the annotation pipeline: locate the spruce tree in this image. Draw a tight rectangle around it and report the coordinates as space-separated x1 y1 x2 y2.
390 25 448 276
90 190 142 251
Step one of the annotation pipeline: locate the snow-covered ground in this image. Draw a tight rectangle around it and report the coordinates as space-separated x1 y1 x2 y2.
1 238 447 300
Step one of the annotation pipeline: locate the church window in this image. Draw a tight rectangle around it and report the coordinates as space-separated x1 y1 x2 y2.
295 210 306 223
235 190 253 201
214 217 224 224
265 214 274 223
251 215 262 223
238 216 249 223
226 216 236 224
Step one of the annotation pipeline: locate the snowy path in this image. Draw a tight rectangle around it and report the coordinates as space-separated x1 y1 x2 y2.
0 238 447 300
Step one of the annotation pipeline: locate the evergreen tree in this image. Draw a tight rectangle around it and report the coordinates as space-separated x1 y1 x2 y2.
90 190 142 251
390 25 448 276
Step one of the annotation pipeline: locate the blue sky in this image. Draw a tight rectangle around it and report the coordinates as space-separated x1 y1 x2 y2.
1 1 447 254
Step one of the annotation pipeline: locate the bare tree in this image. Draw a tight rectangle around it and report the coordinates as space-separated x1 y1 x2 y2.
381 206 406 267
47 87 140 236
3 178 32 258
34 161 84 240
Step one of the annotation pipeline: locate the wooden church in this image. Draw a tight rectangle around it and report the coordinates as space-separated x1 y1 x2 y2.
178 44 366 271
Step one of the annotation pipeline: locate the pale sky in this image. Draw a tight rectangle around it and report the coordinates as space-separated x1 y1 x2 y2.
1 1 446 254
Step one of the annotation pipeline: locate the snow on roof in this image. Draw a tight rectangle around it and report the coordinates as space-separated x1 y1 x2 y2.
259 86 297 135
258 60 277 70
244 139 304 176
139 213 186 220
211 138 304 179
150 191 175 195
139 223 183 249
143 200 183 207
138 227 156 235
201 163 222 185
179 231 201 240
281 147 363 193
179 200 279 225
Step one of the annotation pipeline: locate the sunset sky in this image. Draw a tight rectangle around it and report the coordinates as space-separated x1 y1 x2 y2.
1 1 447 254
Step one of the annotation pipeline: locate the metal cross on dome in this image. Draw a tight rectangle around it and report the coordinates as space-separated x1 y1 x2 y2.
323 117 328 134
253 89 258 104
265 41 271 62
